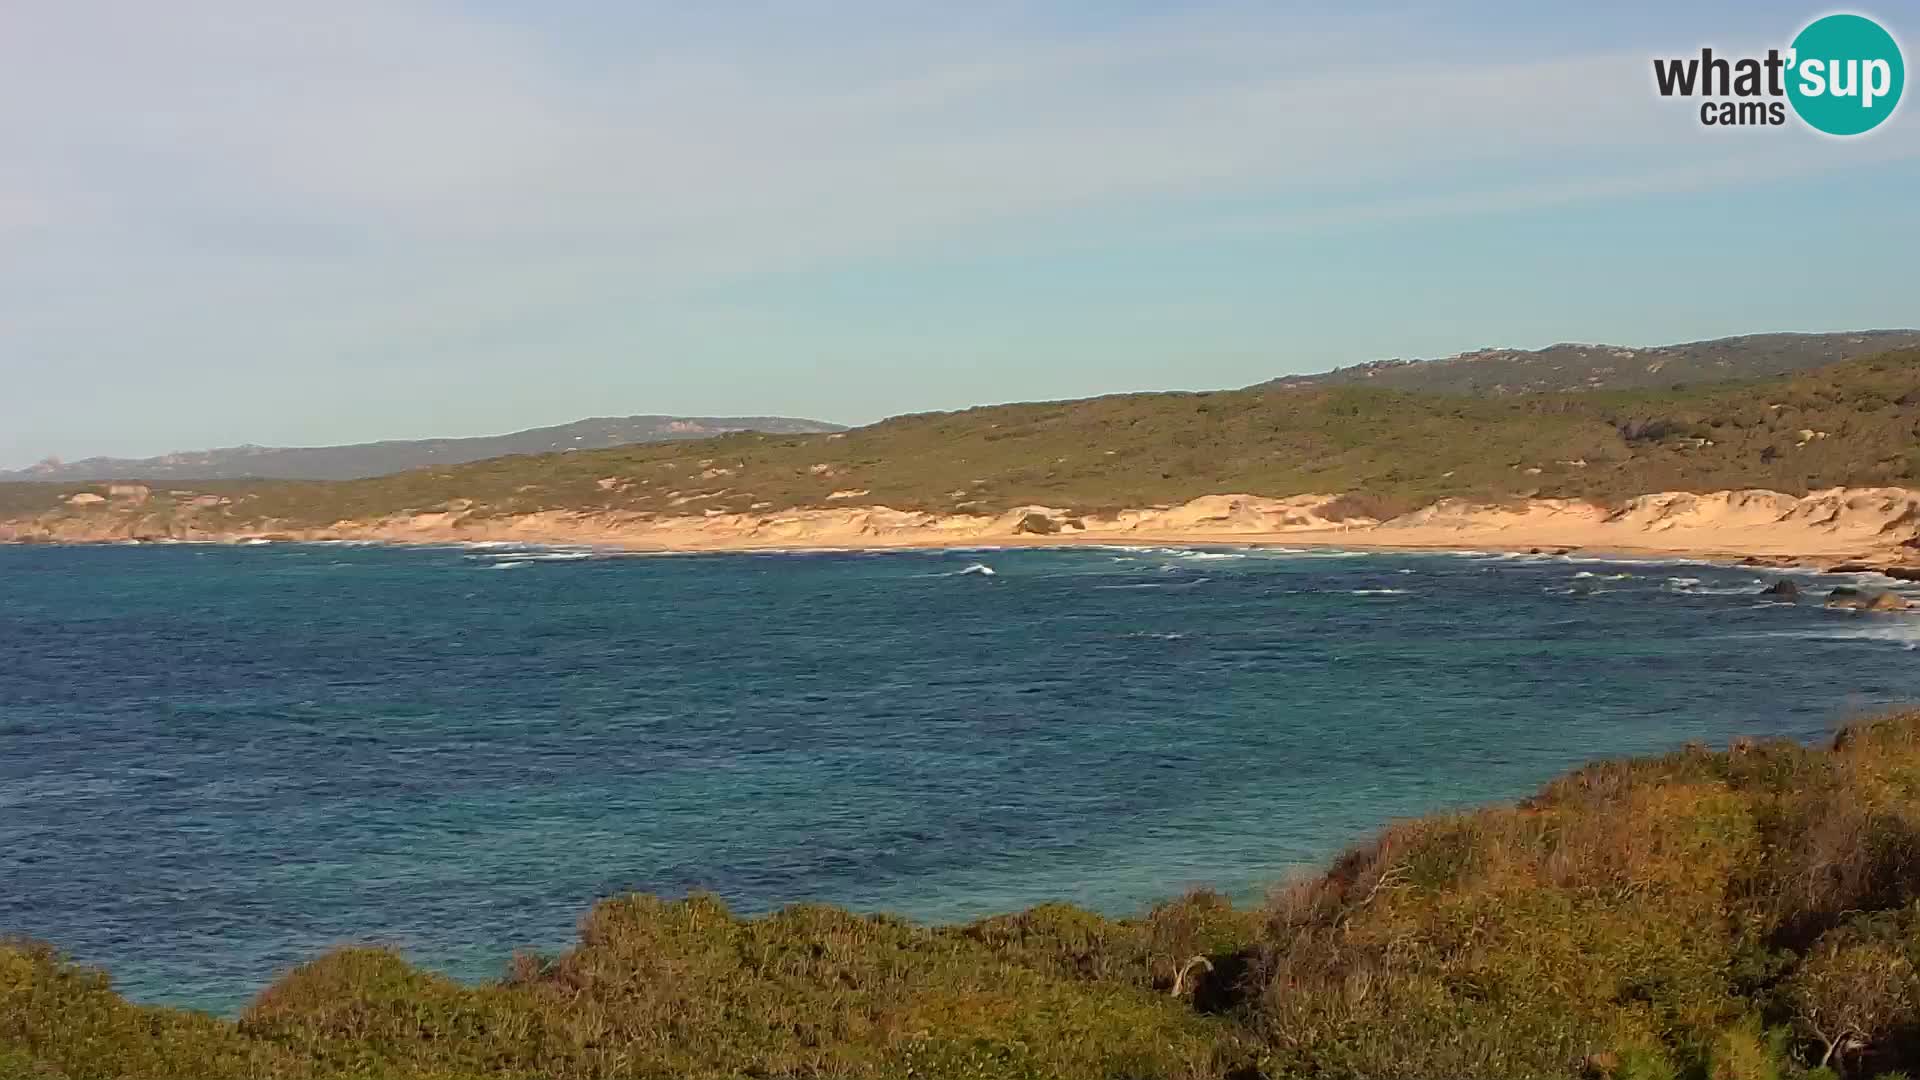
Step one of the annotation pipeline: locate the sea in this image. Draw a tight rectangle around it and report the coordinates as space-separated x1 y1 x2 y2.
3 540 1917 1014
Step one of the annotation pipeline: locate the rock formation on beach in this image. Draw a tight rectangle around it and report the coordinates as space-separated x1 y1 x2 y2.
1824 585 1911 612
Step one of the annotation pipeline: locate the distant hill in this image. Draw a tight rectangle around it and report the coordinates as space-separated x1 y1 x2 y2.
0 415 847 482
1260 330 1920 396
11 345 1920 529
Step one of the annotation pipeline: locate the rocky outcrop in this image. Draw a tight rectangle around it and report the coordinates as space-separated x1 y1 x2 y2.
1826 586 1911 612
1759 580 1800 600
1827 564 1920 581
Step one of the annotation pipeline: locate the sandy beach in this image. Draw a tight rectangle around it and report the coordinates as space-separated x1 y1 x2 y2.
8 486 1920 568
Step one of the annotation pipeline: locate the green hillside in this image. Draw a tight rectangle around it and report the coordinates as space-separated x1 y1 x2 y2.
1262 330 1920 396
8 347 1920 530
11 712 1920 1078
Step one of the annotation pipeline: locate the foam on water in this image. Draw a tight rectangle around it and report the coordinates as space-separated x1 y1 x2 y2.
1752 622 1920 649
1095 577 1212 589
467 551 596 563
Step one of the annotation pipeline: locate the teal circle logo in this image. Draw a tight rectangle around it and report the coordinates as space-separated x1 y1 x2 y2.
1787 13 1904 135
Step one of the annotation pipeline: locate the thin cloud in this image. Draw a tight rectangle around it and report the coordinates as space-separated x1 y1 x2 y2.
0 5 1783 265
0 2 1909 463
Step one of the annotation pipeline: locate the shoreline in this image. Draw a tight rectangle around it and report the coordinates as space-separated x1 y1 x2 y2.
5 531 1822 567
0 523 1844 565
7 486 1920 570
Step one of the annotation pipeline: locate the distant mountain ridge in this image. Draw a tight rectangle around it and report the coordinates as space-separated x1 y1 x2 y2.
3 415 846 482
1260 330 1920 395
14 331 1918 484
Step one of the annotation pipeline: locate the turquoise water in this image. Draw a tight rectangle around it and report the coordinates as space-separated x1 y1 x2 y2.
2 541 1915 1014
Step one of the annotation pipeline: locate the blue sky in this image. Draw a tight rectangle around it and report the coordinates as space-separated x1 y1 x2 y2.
1 1 1915 466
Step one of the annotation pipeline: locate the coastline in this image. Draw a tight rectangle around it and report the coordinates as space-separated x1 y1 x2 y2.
7 486 1920 569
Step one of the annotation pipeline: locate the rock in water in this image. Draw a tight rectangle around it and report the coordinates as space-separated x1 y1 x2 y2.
1826 586 1910 612
1759 579 1799 600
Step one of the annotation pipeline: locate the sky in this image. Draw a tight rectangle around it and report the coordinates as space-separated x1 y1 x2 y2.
2 1 1916 467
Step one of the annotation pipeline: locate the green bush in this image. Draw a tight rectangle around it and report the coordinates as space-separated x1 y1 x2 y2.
14 713 1920 1078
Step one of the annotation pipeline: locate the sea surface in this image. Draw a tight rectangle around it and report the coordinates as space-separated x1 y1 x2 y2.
3 541 1918 1014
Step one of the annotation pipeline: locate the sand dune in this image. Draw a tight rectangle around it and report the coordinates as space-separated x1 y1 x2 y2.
8 487 1920 566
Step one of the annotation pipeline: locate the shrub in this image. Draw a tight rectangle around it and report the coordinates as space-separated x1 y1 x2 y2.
15 713 1920 1078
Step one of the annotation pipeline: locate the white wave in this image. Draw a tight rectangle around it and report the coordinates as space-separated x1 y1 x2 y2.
485 560 531 571
1546 553 1728 570
911 562 1000 578
464 548 596 563
1348 588 1409 595
1830 571 1920 592
1683 584 1770 596
1096 577 1212 590
1092 545 1242 558
1088 545 1364 560
1755 624 1920 649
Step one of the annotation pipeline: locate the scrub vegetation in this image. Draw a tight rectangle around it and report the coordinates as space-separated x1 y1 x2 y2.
10 710 1920 1078
9 348 1920 532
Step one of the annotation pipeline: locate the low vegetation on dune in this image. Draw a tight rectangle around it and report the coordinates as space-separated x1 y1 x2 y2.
11 712 1920 1078
7 347 1920 532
